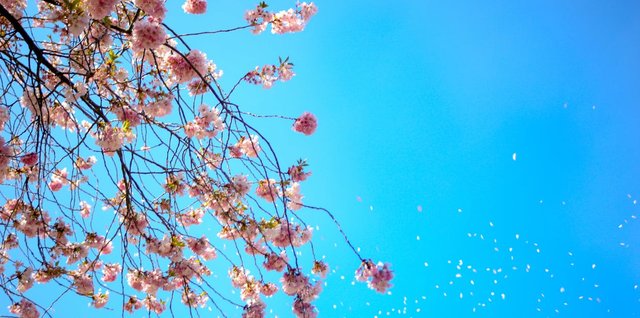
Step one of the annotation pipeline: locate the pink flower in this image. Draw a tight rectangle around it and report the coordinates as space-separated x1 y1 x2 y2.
92 291 109 308
86 0 118 19
124 296 143 313
17 267 34 292
237 135 261 157
182 288 208 307
135 0 167 21
285 182 304 211
311 260 328 278
94 125 127 156
165 50 209 83
244 4 273 34
145 95 173 117
187 236 217 260
76 156 97 170
20 153 38 166
48 168 69 192
79 201 91 218
355 260 394 293
8 299 39 318
278 62 295 81
260 282 278 297
131 18 166 53
177 208 204 227
256 179 279 202
0 107 9 130
288 161 311 182
293 112 317 135
369 263 394 293
182 0 207 14
280 269 307 295
101 263 121 282
292 298 318 318
73 274 94 295
242 299 266 318
143 295 165 314
263 251 288 272
48 180 63 192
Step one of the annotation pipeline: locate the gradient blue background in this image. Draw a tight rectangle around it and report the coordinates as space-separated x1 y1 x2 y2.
5 0 640 317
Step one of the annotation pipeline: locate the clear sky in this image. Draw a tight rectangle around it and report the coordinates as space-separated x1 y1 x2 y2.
4 0 640 317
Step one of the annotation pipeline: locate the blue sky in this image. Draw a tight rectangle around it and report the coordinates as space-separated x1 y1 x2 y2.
4 0 640 317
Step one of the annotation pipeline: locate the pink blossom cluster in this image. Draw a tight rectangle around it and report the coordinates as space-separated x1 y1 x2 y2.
230 135 262 158
17 267 35 292
79 201 91 218
231 175 251 196
0 0 27 19
1 200 51 237
170 257 212 283
0 107 9 130
242 299 266 318
101 263 121 282
51 218 72 245
244 2 318 35
92 292 109 308
264 221 312 248
8 299 39 318
123 296 143 313
144 95 173 117
146 234 185 262
288 160 311 182
93 124 133 156
186 236 217 260
131 18 167 54
261 282 278 297
127 268 169 295
177 207 205 227
48 168 69 192
280 269 321 317
113 105 142 127
244 59 295 89
181 288 209 307
165 50 209 83
284 182 304 210
135 0 167 20
142 295 165 314
71 273 94 295
163 172 186 196
293 112 317 135
182 0 207 14
0 137 11 181
255 179 280 202
355 260 394 293
184 104 225 139
229 266 280 314
76 156 97 170
20 89 77 131
263 251 288 272
121 211 149 237
194 150 220 171
244 3 273 34
86 0 118 19
20 153 37 166
311 260 329 278
85 232 114 254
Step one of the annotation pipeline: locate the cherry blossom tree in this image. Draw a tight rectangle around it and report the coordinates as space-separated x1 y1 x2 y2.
0 1 392 317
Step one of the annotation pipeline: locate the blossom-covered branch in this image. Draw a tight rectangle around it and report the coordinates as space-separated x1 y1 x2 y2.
0 1 392 317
